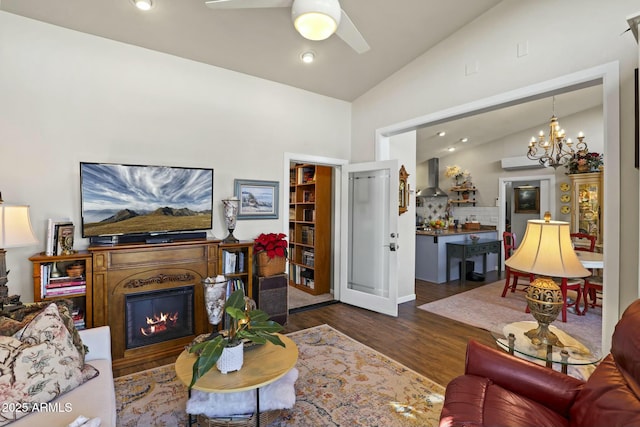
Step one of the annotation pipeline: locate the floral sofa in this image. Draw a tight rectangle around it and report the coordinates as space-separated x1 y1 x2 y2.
0 302 116 426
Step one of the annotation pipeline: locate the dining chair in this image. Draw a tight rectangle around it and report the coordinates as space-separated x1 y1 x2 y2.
556 277 585 321
571 233 596 252
501 231 533 297
571 233 603 313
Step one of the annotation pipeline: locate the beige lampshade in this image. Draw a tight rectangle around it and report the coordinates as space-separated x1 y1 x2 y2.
505 218 589 278
0 205 39 248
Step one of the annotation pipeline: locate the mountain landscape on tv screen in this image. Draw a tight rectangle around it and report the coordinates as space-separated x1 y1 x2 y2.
81 163 213 237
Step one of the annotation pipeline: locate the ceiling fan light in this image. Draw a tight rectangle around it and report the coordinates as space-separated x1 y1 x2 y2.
294 12 337 40
292 0 341 41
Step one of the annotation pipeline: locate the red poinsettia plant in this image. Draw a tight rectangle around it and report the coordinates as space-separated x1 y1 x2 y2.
254 233 288 259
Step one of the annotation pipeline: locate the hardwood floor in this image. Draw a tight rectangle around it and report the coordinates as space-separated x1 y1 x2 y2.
283 272 500 387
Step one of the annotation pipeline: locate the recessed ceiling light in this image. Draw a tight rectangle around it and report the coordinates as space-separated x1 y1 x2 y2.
448 147 455 152
132 0 153 11
300 51 316 64
460 137 469 143
437 131 446 137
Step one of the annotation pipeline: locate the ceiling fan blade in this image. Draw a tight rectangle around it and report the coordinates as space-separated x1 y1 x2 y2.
335 9 370 54
205 0 292 10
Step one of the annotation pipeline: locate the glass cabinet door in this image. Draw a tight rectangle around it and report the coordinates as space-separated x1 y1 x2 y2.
569 172 603 244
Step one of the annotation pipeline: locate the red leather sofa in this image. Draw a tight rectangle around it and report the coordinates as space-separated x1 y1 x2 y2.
440 299 640 427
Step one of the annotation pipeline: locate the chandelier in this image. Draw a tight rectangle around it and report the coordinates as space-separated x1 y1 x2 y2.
526 98 588 168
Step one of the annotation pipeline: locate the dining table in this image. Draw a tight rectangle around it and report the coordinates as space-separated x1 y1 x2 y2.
576 251 604 269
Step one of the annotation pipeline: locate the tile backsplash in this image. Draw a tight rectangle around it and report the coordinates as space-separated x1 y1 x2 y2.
416 196 498 225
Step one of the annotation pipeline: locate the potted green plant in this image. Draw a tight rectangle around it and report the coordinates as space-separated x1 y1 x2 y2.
188 289 285 389
254 232 288 277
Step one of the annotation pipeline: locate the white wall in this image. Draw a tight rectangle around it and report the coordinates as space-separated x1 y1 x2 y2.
389 131 417 302
0 12 351 301
353 0 639 312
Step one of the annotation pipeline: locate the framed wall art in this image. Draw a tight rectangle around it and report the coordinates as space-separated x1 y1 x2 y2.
514 187 540 214
234 179 279 220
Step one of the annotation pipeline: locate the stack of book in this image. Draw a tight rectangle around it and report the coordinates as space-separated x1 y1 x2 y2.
72 307 86 330
45 275 87 297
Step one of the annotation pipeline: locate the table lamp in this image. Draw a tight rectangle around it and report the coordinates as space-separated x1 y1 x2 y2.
505 212 589 346
0 195 39 309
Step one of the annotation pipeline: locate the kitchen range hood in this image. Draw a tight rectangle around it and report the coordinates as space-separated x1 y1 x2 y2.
417 158 448 197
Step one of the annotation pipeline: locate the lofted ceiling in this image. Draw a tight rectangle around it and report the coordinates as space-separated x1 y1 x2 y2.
2 0 602 159
416 84 603 163
0 0 502 102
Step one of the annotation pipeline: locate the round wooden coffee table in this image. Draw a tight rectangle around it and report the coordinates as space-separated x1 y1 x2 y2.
175 334 298 426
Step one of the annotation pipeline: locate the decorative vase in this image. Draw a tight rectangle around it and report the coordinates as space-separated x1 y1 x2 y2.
203 275 227 327
462 192 470 200
222 198 239 243
256 251 286 277
216 342 244 374
577 164 589 173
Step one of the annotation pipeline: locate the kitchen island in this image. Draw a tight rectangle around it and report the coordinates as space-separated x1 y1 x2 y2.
416 227 499 283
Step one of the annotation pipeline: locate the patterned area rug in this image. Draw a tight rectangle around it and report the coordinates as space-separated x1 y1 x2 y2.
114 324 445 427
418 280 602 358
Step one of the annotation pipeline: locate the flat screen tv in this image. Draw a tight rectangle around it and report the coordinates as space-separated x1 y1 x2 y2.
80 162 213 241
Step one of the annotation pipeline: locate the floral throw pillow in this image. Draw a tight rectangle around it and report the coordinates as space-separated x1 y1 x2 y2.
0 304 98 426
0 300 87 364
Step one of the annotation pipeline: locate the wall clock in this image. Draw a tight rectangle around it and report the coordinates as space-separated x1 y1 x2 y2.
560 194 571 203
560 205 571 214
560 182 570 192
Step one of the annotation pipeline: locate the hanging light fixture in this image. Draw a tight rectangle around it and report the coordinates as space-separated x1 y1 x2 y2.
292 0 341 41
526 97 588 168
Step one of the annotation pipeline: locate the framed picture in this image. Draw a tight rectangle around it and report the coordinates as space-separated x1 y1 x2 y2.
234 179 279 220
514 187 540 214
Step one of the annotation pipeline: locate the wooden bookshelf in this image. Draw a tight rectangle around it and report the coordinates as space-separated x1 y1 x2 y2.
288 164 332 295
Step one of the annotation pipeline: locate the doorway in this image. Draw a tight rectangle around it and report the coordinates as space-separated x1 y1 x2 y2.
283 153 346 312
375 62 620 351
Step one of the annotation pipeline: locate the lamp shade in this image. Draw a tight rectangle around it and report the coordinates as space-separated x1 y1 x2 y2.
505 219 589 278
0 205 39 248
292 0 341 41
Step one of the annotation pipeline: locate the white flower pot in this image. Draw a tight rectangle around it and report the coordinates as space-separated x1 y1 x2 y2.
216 343 244 374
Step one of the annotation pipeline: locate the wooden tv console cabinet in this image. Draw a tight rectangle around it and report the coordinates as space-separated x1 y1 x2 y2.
89 239 220 376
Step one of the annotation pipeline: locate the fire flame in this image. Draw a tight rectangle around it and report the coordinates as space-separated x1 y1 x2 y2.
140 312 179 336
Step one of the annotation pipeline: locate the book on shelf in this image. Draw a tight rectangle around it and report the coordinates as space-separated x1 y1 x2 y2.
303 209 315 222
302 249 315 267
45 285 86 297
223 251 237 274
46 279 86 289
302 191 315 202
301 226 315 245
297 167 316 184
72 308 85 329
45 218 72 256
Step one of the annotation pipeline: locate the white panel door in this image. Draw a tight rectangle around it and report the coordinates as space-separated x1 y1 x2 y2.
340 160 398 316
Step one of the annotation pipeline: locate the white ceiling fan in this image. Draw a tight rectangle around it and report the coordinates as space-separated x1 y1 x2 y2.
204 0 370 54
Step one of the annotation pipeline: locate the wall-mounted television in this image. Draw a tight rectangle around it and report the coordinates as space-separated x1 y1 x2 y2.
80 162 213 243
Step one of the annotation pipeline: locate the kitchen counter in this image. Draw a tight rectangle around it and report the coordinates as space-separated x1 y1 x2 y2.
416 226 496 237
415 228 499 283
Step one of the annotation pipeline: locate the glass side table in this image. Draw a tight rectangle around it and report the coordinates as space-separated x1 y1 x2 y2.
492 321 601 377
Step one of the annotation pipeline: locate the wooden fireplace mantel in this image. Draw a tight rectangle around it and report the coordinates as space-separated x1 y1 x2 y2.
89 239 220 376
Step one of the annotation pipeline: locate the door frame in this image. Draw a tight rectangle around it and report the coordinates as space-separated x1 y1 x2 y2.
497 174 556 271
283 153 348 300
373 62 620 352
